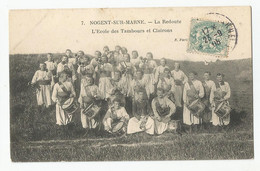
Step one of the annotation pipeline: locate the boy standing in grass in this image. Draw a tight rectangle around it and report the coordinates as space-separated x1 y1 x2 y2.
171 62 188 108
45 53 57 76
78 75 101 131
157 68 175 103
95 55 114 100
31 63 53 111
211 73 231 130
183 71 205 132
154 58 169 84
139 52 157 99
90 50 102 69
52 72 76 126
201 71 216 128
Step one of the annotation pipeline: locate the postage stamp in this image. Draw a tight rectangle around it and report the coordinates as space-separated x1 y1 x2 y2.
187 18 234 57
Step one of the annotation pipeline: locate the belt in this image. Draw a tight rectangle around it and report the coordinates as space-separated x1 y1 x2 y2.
37 80 51 85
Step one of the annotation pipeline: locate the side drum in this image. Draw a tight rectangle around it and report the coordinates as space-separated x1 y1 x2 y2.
188 99 206 118
82 103 101 118
214 101 231 118
62 98 79 114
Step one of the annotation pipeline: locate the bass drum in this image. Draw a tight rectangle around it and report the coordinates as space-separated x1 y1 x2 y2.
62 98 79 114
188 99 206 118
214 101 231 118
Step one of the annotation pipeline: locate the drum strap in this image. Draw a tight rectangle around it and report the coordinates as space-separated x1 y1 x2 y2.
202 81 211 98
215 81 225 89
58 82 69 94
57 82 71 104
214 81 227 101
188 80 198 94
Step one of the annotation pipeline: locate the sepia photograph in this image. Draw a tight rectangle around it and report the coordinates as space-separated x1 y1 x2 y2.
9 7 253 162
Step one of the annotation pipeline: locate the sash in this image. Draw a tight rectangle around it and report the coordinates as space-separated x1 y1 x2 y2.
215 81 225 88
214 81 226 101
187 81 197 95
57 82 70 104
37 80 51 85
174 79 183 86
202 81 211 99
82 86 96 105
187 80 199 104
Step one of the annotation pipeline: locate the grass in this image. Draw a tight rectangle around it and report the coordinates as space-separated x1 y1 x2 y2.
11 131 253 161
9 54 253 161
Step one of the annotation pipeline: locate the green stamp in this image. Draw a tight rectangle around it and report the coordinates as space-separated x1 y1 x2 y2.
188 19 231 57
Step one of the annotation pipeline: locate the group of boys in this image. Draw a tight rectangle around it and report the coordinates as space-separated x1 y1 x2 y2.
31 45 231 136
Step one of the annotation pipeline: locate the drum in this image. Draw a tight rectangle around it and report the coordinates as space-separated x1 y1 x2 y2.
214 101 231 118
112 121 124 133
167 120 181 132
62 98 79 114
82 103 101 118
188 99 206 118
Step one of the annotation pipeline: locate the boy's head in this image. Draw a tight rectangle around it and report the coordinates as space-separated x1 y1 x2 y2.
136 70 143 80
114 51 119 57
136 89 146 100
115 45 121 52
39 63 46 71
47 53 53 61
160 58 166 66
188 71 197 80
114 70 122 80
132 50 138 59
174 62 180 71
59 72 68 82
121 47 128 54
85 76 94 85
103 46 109 52
216 73 224 82
164 68 171 76
203 71 211 80
62 56 68 63
77 51 84 57
101 55 108 63
146 52 153 60
157 88 165 98
123 53 130 62
113 99 121 109
95 51 102 58
65 49 72 57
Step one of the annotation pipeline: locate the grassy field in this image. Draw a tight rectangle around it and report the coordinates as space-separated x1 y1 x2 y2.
9 54 253 161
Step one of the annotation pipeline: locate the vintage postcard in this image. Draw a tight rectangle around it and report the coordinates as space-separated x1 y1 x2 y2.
9 7 252 161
